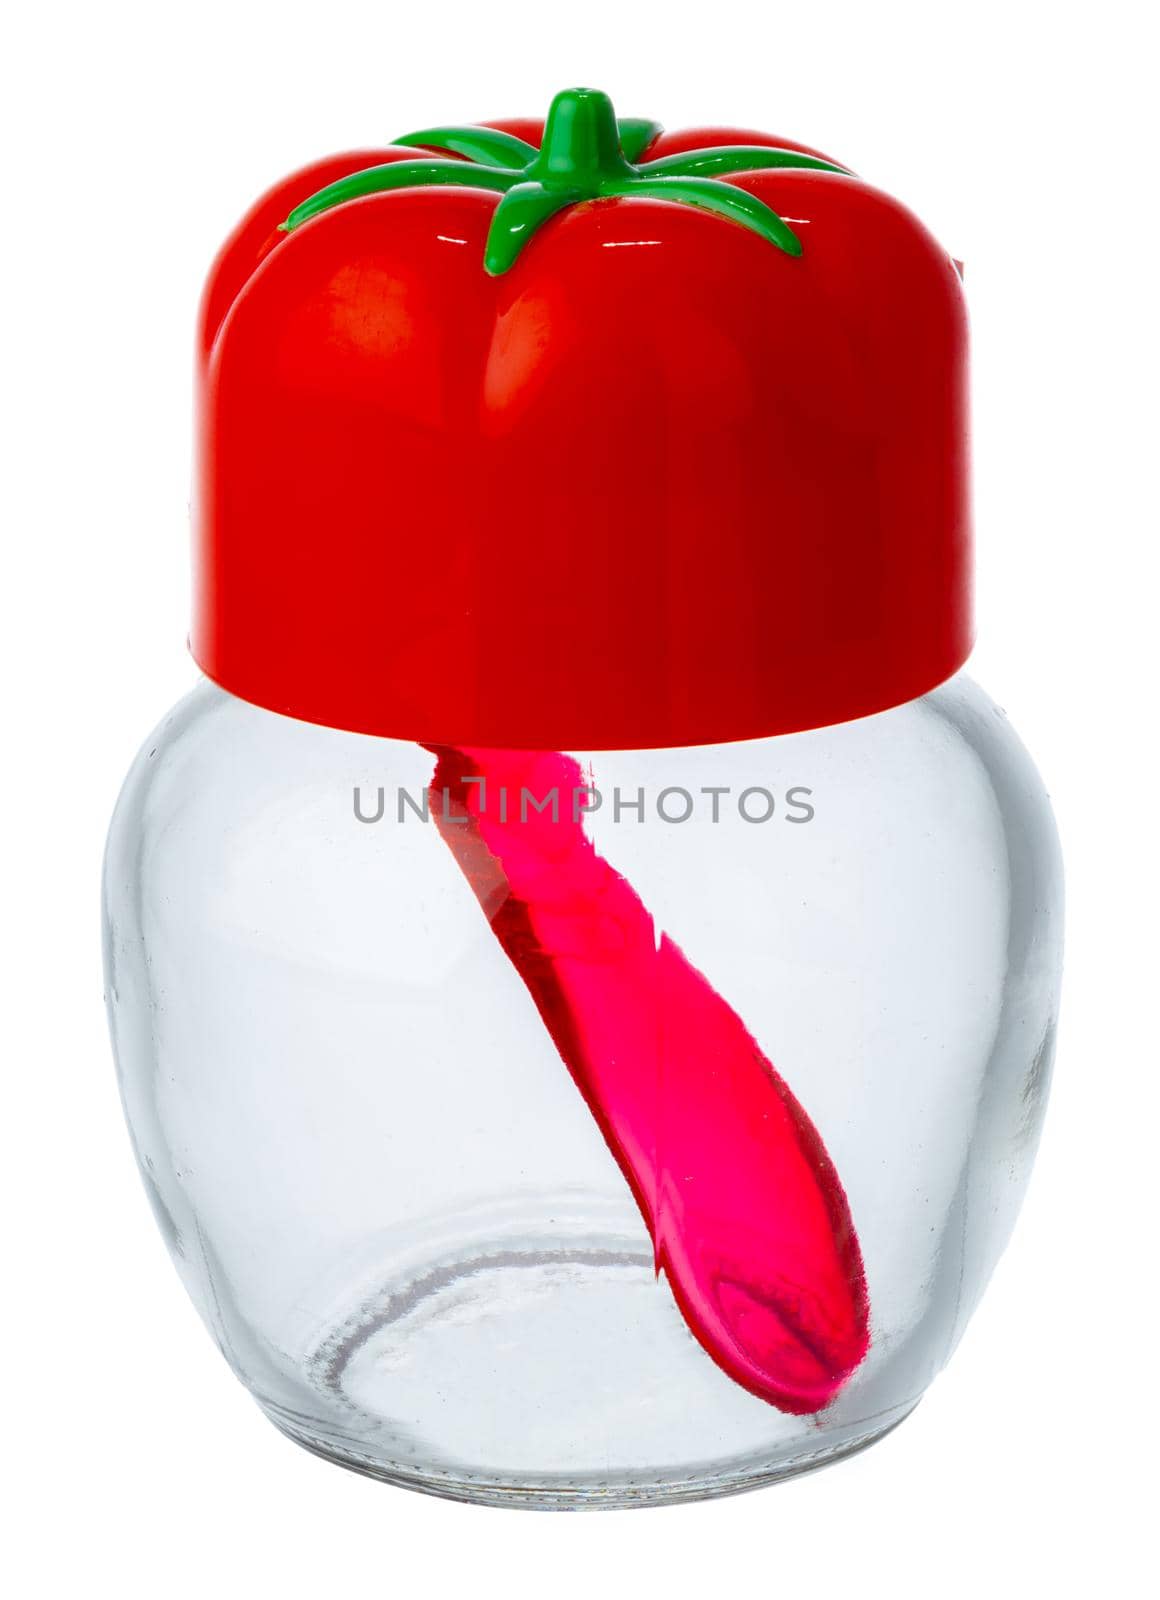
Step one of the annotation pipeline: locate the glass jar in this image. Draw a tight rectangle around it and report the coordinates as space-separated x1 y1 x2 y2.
103 668 1062 1507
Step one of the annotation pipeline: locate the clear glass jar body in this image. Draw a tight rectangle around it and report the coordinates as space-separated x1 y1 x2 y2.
102 673 1062 1507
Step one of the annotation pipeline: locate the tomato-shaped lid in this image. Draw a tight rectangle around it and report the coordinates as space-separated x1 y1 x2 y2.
194 87 971 748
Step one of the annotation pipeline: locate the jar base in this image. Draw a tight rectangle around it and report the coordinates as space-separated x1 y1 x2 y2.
245 1218 919 1507
259 1401 917 1510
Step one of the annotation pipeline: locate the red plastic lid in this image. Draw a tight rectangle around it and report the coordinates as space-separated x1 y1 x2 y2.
194 88 971 749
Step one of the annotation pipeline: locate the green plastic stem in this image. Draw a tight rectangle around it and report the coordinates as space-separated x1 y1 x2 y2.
281 87 847 274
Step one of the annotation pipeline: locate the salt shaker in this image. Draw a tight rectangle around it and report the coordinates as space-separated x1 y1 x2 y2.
103 87 1063 1507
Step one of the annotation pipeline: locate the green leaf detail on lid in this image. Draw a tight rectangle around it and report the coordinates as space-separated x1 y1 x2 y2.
281 158 517 233
484 181 584 276
393 125 539 168
627 174 805 257
615 117 663 162
281 87 847 273
637 145 844 180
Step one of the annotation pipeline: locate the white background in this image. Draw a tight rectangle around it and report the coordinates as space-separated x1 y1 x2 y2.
3 1 1156 1593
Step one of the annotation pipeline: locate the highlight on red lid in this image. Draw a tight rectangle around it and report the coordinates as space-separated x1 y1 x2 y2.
194 86 972 750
